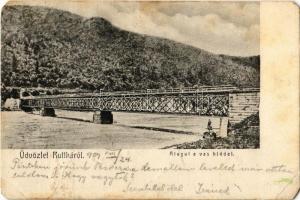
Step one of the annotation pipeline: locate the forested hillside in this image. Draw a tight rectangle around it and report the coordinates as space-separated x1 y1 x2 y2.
1 5 260 91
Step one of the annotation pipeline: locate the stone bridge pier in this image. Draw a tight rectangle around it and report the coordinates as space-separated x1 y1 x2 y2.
93 111 113 124
40 107 56 117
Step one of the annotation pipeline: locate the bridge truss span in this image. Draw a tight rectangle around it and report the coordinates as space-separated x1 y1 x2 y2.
21 90 230 117
20 86 260 124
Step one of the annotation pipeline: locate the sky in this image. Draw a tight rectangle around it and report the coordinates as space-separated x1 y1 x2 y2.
6 0 260 56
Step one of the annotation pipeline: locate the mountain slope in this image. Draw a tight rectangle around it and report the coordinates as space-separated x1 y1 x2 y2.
1 5 260 91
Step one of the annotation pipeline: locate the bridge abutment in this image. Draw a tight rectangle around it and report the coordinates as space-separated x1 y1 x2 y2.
40 108 56 117
93 111 113 124
228 91 260 125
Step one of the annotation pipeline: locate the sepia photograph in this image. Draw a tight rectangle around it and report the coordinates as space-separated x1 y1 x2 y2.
1 1 300 200
1 1 260 149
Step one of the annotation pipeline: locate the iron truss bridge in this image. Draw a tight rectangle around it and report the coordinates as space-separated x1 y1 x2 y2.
20 86 259 117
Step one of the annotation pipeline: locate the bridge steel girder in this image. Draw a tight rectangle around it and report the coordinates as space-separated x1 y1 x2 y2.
20 92 230 117
20 87 260 127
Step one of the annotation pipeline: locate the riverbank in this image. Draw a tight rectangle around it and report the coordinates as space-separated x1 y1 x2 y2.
163 113 259 149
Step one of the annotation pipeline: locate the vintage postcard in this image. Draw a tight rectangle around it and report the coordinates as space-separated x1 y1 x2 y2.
0 0 299 199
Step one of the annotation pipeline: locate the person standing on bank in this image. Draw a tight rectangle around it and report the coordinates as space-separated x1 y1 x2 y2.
207 119 213 133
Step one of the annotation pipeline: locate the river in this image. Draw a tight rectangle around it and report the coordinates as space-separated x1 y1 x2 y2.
1 110 221 149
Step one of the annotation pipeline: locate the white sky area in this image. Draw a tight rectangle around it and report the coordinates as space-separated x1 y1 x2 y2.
6 0 260 56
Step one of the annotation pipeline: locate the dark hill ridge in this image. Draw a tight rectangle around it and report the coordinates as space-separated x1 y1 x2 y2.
1 5 260 91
